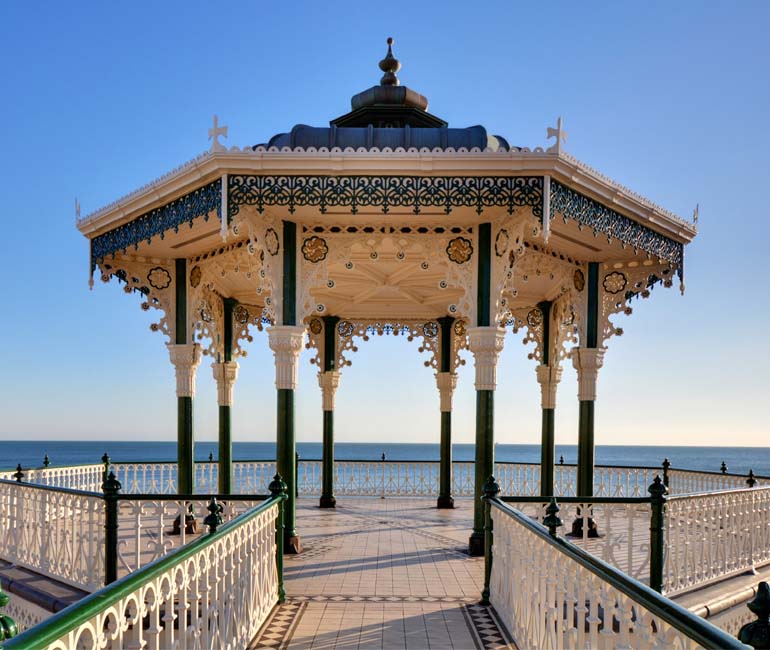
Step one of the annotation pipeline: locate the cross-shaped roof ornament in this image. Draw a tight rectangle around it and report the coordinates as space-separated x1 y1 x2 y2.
692 203 699 225
546 116 567 154
208 115 228 153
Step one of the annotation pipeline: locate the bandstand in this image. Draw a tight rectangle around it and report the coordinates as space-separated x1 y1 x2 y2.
77 39 696 557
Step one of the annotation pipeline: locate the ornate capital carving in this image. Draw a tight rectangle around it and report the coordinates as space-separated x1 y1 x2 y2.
467 327 506 391
435 372 458 412
267 326 306 390
166 343 203 397
317 371 341 411
535 365 563 410
571 348 605 401
211 361 239 406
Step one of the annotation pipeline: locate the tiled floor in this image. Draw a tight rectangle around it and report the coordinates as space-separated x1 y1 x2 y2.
249 498 513 650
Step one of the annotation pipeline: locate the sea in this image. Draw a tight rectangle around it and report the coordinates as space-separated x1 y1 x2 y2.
1 441 769 478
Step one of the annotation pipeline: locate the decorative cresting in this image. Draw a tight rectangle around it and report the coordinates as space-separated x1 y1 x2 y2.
549 179 684 269
296 222 479 322
317 371 341 411
536 365 563 410
467 327 506 391
228 175 544 218
212 361 239 406
436 372 458 411
97 257 176 341
267 326 306 390
166 343 203 397
572 348 605 401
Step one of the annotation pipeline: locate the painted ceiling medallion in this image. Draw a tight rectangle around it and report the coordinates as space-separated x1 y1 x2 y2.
302 236 329 263
446 237 473 264
527 308 543 328
603 271 628 294
233 305 249 324
190 265 202 288
264 228 280 256
309 318 323 335
495 229 509 257
573 269 585 292
147 267 171 290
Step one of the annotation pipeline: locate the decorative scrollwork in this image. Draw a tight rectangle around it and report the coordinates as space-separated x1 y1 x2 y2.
147 267 171 290
302 236 329 263
446 237 473 264
603 271 627 294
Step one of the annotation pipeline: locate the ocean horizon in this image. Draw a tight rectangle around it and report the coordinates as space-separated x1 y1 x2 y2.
1 440 767 478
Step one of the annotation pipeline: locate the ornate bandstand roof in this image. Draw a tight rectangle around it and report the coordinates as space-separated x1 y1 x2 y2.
77 38 697 364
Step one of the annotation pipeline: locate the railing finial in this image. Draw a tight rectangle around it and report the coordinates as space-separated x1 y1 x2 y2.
43 454 50 468
102 471 122 495
721 461 728 474
482 475 500 499
748 469 757 488
0 583 18 641
12 465 23 483
269 473 288 497
543 498 563 536
738 581 770 647
661 458 671 488
204 497 223 533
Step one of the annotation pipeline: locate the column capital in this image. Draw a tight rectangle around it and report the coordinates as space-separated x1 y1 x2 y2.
268 325 306 390
318 371 341 411
536 364 563 410
166 343 203 397
571 347 605 401
211 361 239 406
435 372 458 412
467 326 506 391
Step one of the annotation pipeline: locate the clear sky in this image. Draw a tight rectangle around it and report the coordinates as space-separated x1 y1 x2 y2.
0 1 768 447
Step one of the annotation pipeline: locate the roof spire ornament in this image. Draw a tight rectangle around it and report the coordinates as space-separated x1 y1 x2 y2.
208 114 228 153
379 37 401 86
692 203 699 226
546 116 568 154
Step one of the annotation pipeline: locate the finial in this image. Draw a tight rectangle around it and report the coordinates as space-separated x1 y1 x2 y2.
748 469 757 488
692 203 699 226
43 455 50 468
75 198 81 220
546 116 568 154
379 37 401 86
208 115 228 153
543 498 563 536
721 461 728 474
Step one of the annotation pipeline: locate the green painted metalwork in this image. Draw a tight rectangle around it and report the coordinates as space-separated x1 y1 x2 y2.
102 471 121 585
648 476 667 593
481 475 500 605
543 498 563 536
177 396 194 494
3 494 285 650
269 475 288 604
476 223 491 327
586 262 599 348
0 584 18 642
282 221 297 326
577 400 594 497
437 316 454 509
471 390 494 556
738 581 770 648
203 497 224 533
321 315 339 509
540 409 555 497
218 298 236 495
276 389 298 551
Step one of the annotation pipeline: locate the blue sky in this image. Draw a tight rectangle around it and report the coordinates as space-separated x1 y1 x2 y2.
0 1 768 446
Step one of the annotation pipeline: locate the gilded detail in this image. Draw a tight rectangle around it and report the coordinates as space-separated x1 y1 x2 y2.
573 269 585 292
264 228 280 256
446 237 473 265
233 305 249 324
302 236 329 263
147 267 171 290
190 266 202 289
422 321 439 338
527 308 543 328
309 318 323 335
603 271 628 294
495 229 509 257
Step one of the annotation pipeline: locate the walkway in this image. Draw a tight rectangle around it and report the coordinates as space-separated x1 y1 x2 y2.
249 498 513 650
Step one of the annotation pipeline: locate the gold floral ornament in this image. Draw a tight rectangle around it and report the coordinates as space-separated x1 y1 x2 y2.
495 229 509 257
454 320 466 337
603 271 627 294
446 237 473 264
233 305 249 324
302 236 329 263
147 267 171 290
265 228 280 256
189 265 202 289
309 318 323 335
527 308 543 328
423 321 439 338
573 269 585 292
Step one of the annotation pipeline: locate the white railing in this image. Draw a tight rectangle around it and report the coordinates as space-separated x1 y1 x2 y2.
488 500 744 649
663 486 770 595
0 465 104 492
667 469 755 495
3 594 51 635
5 498 283 650
504 499 652 583
0 480 104 591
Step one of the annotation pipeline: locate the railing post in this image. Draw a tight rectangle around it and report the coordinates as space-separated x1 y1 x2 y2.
662 458 670 489
721 461 728 475
101 452 110 484
649 475 667 593
204 497 223 533
0 584 18 642
295 452 299 498
102 470 122 585
481 475 500 606
12 465 23 483
43 454 50 468
738 581 770 648
543 497 563 537
269 474 287 604
381 452 386 499
748 469 757 488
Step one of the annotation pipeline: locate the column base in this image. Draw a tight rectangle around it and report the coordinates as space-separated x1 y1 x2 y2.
437 495 455 509
319 495 337 508
468 531 485 556
284 535 302 554
568 516 600 539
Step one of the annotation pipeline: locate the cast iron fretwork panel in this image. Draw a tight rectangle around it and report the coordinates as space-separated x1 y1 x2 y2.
549 179 683 267
228 175 544 218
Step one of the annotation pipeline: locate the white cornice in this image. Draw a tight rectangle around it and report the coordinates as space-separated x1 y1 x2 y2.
77 146 696 243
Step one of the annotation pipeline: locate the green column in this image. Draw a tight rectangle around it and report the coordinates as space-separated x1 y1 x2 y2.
217 298 236 494
437 316 455 509
577 262 599 498
470 222 494 556
320 315 339 508
538 300 555 498
175 259 194 495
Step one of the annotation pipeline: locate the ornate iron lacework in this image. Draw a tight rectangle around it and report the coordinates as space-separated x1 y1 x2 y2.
91 180 221 266
550 180 683 267
228 175 544 218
